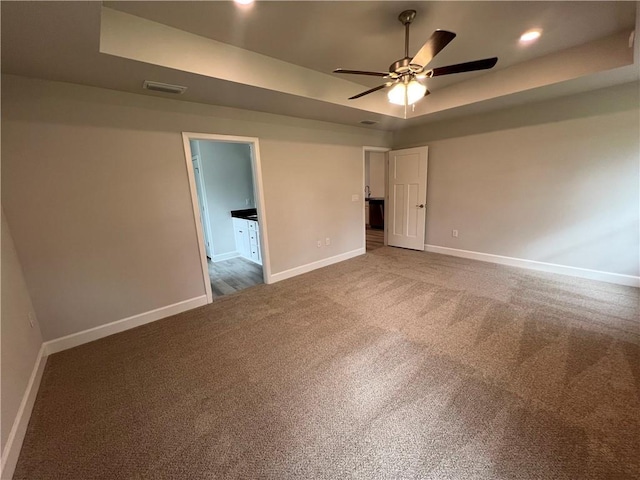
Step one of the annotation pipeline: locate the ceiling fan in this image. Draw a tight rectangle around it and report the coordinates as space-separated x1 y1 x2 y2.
334 10 498 106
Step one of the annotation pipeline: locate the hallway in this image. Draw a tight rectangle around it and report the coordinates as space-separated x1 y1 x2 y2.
366 228 384 252
208 257 263 299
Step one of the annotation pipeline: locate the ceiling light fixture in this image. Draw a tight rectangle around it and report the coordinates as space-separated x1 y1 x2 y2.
387 79 427 106
234 0 254 5
520 29 542 44
335 10 498 109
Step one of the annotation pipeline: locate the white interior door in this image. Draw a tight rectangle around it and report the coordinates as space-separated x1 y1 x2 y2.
387 146 428 250
192 155 214 259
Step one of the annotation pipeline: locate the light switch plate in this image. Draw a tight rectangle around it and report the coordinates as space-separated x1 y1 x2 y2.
352 194 359 202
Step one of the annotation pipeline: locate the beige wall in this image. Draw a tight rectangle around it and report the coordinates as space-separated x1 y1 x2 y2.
1 211 44 454
394 82 640 276
1 75 391 341
261 140 364 272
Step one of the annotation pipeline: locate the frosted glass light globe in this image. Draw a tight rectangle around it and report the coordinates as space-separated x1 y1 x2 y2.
387 83 406 105
387 80 426 105
406 80 427 104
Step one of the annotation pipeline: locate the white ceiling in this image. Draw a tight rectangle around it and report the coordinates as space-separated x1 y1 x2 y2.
1 1 638 130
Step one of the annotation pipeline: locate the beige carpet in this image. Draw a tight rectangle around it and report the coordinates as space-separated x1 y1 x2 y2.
15 247 640 479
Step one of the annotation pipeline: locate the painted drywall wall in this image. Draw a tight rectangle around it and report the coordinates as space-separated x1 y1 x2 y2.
394 82 640 277
260 140 363 272
1 211 43 458
196 141 254 257
1 74 390 340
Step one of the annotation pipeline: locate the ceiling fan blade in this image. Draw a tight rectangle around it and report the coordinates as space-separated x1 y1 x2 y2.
349 83 390 100
410 30 456 68
430 57 498 77
334 69 389 77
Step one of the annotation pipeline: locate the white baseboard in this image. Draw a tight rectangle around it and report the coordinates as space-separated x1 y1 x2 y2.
425 244 640 287
0 344 47 480
270 248 366 283
44 295 208 356
211 251 240 263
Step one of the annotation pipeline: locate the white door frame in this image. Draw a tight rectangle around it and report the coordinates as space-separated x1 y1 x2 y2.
182 132 272 304
191 153 215 259
362 146 391 249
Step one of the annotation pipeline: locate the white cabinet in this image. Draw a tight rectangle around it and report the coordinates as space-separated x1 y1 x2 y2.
232 217 262 265
232 217 249 258
247 221 261 264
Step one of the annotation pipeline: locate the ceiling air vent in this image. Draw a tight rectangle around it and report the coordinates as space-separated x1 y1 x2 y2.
360 120 378 125
143 81 188 95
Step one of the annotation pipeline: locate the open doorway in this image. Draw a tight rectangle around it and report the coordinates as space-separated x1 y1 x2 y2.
182 133 271 302
364 147 389 252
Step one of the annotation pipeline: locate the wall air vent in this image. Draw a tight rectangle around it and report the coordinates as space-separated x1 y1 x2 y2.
360 120 378 125
143 80 188 95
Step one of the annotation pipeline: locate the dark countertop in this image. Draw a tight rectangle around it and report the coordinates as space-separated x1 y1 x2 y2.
366 197 385 202
231 208 258 221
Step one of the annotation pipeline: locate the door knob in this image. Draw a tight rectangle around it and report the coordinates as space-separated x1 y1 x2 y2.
416 204 425 208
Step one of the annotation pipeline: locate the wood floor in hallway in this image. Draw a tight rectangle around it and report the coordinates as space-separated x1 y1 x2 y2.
208 257 263 299
366 227 384 251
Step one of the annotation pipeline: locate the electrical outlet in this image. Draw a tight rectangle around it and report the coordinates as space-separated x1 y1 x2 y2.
452 229 459 238
317 240 322 248
325 237 331 246
28 312 35 328
351 194 359 202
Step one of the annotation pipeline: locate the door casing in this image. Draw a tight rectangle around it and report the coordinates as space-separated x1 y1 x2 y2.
362 146 391 249
182 132 272 304
191 154 214 259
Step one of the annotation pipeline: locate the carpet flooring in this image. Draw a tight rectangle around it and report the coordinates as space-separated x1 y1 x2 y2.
15 247 640 479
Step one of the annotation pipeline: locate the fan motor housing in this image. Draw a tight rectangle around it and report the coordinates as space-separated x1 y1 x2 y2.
390 57 411 74
390 57 424 75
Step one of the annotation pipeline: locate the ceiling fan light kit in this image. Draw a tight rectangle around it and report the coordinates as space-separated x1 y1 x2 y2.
387 79 427 106
334 10 498 108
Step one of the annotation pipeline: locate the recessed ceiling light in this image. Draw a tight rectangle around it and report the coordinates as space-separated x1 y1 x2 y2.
234 0 254 5
520 29 542 44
